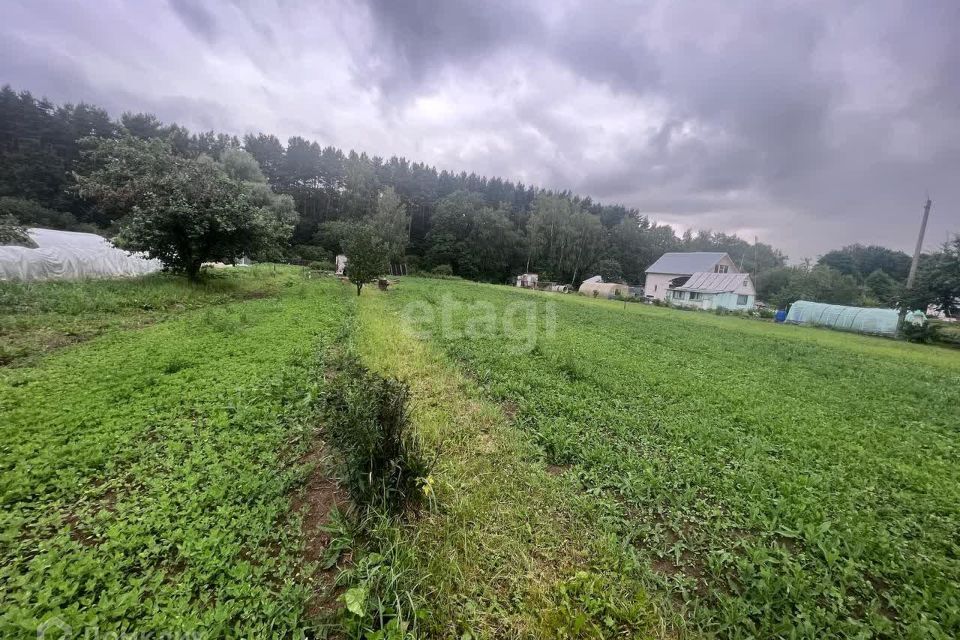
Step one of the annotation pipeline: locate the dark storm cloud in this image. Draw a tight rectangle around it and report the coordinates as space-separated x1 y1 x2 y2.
360 0 544 97
168 0 220 43
1 0 958 258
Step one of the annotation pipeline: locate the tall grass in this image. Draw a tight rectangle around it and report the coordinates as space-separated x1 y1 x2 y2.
321 350 431 515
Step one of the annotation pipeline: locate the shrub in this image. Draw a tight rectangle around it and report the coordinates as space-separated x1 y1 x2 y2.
322 351 430 514
901 320 940 344
431 264 453 277
307 260 335 272
0 197 80 231
0 214 36 247
291 244 332 264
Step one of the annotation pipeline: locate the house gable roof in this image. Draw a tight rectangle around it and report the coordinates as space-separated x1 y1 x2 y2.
675 271 754 294
644 252 731 274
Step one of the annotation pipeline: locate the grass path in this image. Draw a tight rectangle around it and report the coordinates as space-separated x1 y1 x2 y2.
1 272 352 638
348 288 667 638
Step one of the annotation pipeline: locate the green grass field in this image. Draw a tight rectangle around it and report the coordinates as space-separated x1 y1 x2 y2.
2 271 957 638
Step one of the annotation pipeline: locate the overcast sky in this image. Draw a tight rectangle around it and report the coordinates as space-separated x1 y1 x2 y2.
2 0 958 259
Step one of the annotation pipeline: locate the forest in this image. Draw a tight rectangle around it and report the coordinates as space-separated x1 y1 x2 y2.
1 85 957 312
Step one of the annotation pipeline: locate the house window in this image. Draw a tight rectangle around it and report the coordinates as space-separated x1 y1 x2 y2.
737 294 749 305
715 264 729 273
672 290 685 300
654 285 657 291
689 292 701 300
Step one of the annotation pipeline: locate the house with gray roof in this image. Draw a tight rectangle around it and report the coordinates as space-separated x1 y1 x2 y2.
643 252 756 310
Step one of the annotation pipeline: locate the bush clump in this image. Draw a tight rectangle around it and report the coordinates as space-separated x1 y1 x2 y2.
322 351 430 514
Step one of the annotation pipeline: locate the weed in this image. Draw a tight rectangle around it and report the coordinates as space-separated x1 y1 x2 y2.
322 351 431 515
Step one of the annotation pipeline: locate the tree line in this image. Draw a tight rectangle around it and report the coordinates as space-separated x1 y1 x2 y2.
1 85 956 314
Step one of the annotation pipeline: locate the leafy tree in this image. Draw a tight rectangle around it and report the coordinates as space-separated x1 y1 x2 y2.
864 269 900 307
757 264 860 308
527 194 604 284
681 229 786 274
371 186 410 263
343 224 387 295
819 244 911 283
903 237 960 316
593 258 623 282
74 136 295 280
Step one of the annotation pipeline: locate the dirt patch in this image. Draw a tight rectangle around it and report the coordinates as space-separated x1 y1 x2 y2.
546 463 572 476
772 533 800 554
501 401 519 421
290 444 351 619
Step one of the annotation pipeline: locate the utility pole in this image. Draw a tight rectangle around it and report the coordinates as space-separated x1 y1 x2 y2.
754 235 759 278
906 197 933 290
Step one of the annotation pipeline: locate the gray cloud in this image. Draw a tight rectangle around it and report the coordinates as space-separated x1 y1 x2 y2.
168 0 220 43
1 0 958 259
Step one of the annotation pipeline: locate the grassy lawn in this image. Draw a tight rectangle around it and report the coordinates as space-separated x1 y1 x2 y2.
2 271 957 638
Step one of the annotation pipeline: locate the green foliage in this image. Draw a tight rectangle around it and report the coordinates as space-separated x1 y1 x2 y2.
74 136 295 279
383 277 960 639
863 268 901 307
0 266 296 366
904 236 960 316
321 351 429 515
0 197 88 232
528 194 604 283
343 224 388 295
0 270 352 637
819 244 911 282
425 191 522 282
592 258 623 282
431 264 453 276
901 318 940 343
537 571 650 639
371 186 411 262
757 264 859 307
0 214 34 247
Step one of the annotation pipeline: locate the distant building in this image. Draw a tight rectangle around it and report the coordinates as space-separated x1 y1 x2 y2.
516 273 538 288
335 254 347 276
644 252 755 310
667 271 756 310
644 252 739 301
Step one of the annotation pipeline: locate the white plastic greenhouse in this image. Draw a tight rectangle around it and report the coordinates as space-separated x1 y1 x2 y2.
0 228 162 282
785 300 900 336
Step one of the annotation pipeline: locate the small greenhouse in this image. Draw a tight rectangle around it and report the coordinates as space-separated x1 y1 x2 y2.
0 228 162 281
784 300 900 337
578 281 631 299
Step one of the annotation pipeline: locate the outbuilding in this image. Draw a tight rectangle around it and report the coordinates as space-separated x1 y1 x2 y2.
667 271 756 310
578 281 632 299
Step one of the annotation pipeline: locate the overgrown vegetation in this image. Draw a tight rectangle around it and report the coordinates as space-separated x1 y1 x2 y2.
4 268 958 637
0 269 351 637
321 350 430 514
0 266 299 366
380 278 960 638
